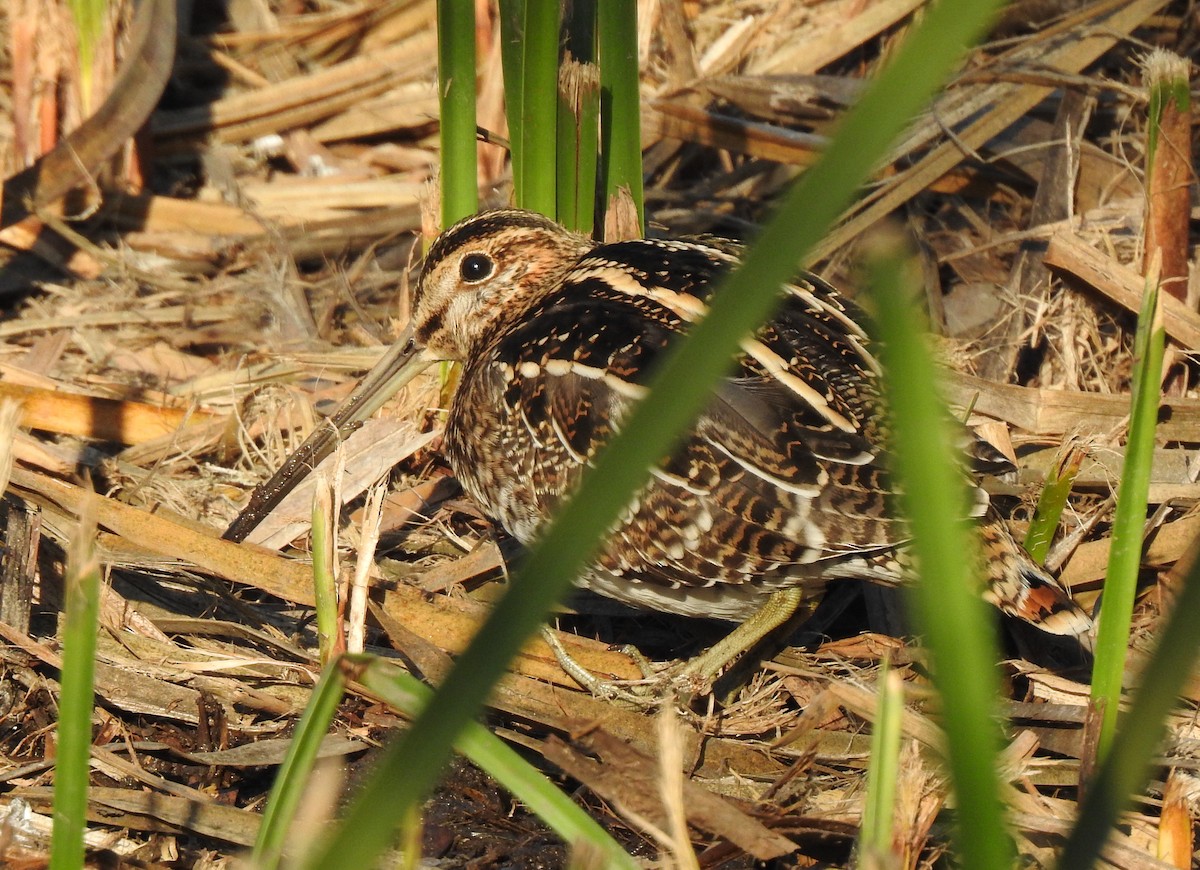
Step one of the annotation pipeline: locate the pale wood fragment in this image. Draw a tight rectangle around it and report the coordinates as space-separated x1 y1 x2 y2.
153 32 437 144
1158 769 1195 868
542 730 797 860
240 175 425 217
749 0 927 76
1044 231 1200 349
947 371 1200 440
1058 515 1200 588
0 380 216 444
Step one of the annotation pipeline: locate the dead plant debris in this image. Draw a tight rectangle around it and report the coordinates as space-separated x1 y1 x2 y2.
1 1 1199 867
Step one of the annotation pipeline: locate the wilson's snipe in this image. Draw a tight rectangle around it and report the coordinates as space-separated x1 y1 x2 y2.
226 208 1092 685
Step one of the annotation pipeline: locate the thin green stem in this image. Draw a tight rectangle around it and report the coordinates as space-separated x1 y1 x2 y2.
251 662 350 870
1090 273 1164 759
1059 551 1200 868
311 479 339 666
359 660 638 867
49 514 101 870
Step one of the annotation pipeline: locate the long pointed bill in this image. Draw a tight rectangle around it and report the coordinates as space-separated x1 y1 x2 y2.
224 326 433 542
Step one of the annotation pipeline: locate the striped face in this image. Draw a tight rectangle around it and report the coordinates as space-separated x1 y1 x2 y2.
412 209 596 361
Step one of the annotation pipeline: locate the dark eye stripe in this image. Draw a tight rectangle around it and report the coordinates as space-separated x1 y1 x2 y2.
415 301 446 344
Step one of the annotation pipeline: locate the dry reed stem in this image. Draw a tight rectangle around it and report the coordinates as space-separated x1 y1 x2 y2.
1142 49 1192 303
0 1 1196 864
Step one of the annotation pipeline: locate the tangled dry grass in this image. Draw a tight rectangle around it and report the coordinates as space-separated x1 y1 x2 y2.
0 1 1199 866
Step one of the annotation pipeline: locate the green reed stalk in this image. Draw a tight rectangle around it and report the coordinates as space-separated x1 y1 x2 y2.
517 1 560 215
437 0 479 225
498 0 526 198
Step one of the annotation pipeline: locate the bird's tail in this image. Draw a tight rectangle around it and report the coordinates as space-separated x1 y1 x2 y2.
978 519 1094 648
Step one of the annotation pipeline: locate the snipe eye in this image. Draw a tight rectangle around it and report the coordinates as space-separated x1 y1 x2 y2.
460 253 495 283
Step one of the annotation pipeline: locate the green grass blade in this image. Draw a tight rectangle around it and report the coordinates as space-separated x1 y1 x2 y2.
1024 445 1084 563
311 478 339 666
437 0 479 225
1090 271 1165 759
398 802 422 870
67 0 105 113
251 661 351 870
49 510 101 870
299 4 1005 867
597 0 643 231
858 660 903 864
865 232 1014 870
517 0 560 215
1059 553 1200 868
358 660 637 867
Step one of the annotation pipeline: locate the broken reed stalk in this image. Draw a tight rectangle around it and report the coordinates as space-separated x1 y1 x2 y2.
858 660 903 865
556 55 600 235
1023 442 1085 564
1142 49 1192 305
598 0 644 234
67 0 107 115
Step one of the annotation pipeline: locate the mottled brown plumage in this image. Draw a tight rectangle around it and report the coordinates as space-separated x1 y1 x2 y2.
411 209 1091 647
225 208 1092 685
